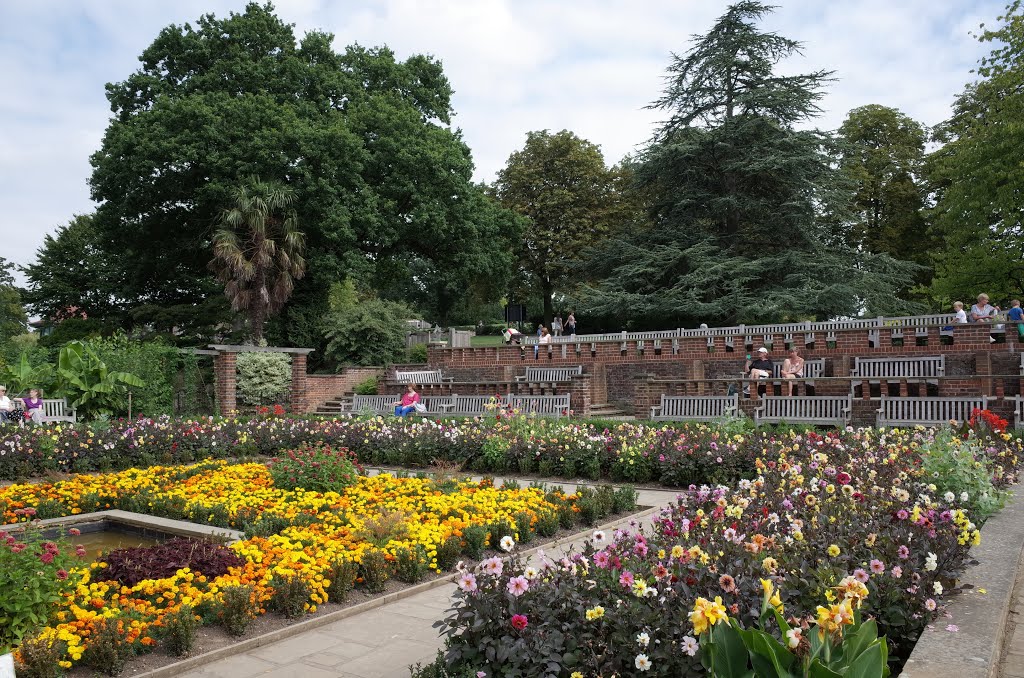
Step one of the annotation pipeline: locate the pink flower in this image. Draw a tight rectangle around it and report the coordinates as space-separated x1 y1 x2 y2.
946 624 959 633
56 569 69 580
511 614 528 631
896 509 909 520
619 571 635 588
506 576 529 597
891 566 903 579
853 569 870 583
458 573 478 593
480 557 503 577
594 551 611 568
870 559 885 575
898 545 910 560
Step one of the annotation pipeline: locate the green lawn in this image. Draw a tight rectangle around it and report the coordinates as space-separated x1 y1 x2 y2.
470 335 505 347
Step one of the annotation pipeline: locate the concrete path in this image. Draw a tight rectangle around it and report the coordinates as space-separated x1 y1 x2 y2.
177 486 680 678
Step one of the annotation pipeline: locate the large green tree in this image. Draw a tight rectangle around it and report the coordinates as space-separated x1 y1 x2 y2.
927 1 1024 304
583 1 917 328
87 2 514 345
212 178 306 341
837 107 931 262
0 257 27 342
494 130 620 324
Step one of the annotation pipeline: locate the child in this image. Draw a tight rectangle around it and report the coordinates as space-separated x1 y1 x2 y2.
1008 300 1024 338
953 301 967 324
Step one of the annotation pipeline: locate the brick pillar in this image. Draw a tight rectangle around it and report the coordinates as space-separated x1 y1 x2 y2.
976 351 994 396
214 352 237 415
568 374 592 418
633 374 654 417
290 353 309 414
692 359 705 396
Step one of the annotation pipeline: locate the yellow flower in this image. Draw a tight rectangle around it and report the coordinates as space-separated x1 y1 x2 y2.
585 605 605 621
689 596 728 635
827 544 840 557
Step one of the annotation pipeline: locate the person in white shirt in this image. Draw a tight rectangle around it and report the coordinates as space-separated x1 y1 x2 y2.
0 386 17 424
535 326 551 358
970 293 998 322
952 301 968 324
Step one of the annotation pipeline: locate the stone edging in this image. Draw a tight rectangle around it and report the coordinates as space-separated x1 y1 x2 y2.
899 486 1024 677
132 505 661 678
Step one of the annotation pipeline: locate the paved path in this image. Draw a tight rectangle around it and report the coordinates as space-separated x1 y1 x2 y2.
999 539 1024 678
179 486 680 678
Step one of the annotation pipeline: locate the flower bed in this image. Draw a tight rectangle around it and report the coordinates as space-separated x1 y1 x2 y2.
419 427 1022 676
0 458 637 674
0 414 756 486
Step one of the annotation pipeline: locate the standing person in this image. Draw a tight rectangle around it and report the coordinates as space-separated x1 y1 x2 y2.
743 348 773 397
781 349 805 396
970 293 998 322
552 314 563 337
1007 299 1024 339
393 383 420 417
952 301 968 324
535 326 551 358
566 312 576 336
21 388 44 425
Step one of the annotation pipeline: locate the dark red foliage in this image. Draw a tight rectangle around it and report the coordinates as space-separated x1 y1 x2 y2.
100 537 243 587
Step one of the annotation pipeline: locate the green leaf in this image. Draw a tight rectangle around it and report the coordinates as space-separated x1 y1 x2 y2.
711 622 753 677
843 641 887 678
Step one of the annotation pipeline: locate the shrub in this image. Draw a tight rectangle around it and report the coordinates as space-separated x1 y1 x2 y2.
218 585 258 636
461 525 488 560
82 617 134 676
267 442 362 493
13 628 71 678
407 343 429 364
236 351 291 405
323 282 412 367
353 376 379 395
359 548 393 593
0 525 78 650
395 545 430 584
269 575 312 618
435 536 462 571
162 605 200 657
100 538 243 587
326 559 358 602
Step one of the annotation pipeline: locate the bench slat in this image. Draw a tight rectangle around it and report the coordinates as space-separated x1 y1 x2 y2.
851 356 944 380
754 396 850 427
876 396 987 427
516 366 583 383
651 395 738 421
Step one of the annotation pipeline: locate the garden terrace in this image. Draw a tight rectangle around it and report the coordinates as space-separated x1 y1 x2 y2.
421 322 1024 426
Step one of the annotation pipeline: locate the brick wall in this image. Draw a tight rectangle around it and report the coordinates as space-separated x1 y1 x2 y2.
305 367 384 410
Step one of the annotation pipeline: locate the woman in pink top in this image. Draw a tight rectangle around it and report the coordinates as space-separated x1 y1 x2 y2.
393 383 420 417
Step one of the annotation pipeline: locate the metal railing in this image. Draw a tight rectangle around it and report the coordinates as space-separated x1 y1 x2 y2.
521 313 1006 346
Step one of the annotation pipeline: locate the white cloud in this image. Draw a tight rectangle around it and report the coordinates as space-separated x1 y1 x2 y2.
0 0 1005 281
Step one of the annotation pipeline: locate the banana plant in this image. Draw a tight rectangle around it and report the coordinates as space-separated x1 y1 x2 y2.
55 341 145 418
1 352 55 395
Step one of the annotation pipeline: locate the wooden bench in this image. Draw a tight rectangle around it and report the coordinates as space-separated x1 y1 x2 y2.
515 366 583 383
507 394 571 418
876 396 989 428
753 396 851 427
349 394 454 416
41 398 77 423
393 369 451 384
650 394 739 421
1014 396 1024 429
850 356 945 383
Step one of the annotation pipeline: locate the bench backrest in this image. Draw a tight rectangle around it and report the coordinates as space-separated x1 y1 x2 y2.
757 396 850 425
40 398 75 421
522 366 583 382
420 395 453 413
770 359 825 379
878 396 987 425
351 395 394 413
656 395 738 420
507 394 571 416
394 370 444 384
449 395 494 415
851 356 944 379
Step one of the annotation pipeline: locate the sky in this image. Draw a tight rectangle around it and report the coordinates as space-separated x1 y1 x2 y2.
0 0 1005 282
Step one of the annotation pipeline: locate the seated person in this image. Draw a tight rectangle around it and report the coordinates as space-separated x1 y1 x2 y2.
743 348 773 396
953 301 968 324
1008 299 1024 338
0 385 23 425
970 293 998 322
781 349 805 396
21 388 44 425
393 383 420 417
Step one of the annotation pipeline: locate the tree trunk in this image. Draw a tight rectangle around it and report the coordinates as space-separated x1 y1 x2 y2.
542 279 554 329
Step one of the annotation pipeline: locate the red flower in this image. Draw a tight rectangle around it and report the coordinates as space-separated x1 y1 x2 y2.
40 551 55 564
510 614 528 631
56 569 69 580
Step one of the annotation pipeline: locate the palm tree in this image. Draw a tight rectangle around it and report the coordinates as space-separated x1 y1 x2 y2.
211 178 306 342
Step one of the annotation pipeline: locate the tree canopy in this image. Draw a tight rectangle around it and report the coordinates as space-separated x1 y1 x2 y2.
0 257 27 342
927 1 1024 305
582 0 918 328
85 2 515 345
493 130 620 324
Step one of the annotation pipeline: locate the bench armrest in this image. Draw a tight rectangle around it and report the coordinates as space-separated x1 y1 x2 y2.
649 406 661 419
514 376 526 382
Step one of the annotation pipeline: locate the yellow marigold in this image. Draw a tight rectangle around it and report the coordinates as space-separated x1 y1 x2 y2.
827 544 840 557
